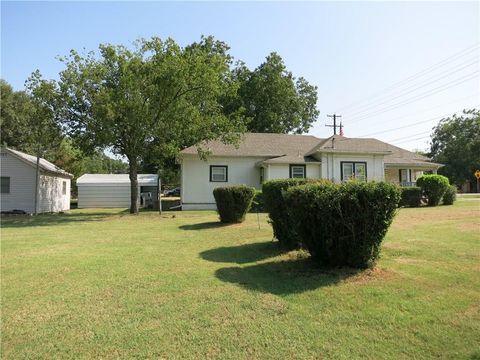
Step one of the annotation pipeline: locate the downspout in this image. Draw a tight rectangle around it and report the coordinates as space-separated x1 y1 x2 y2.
34 147 41 215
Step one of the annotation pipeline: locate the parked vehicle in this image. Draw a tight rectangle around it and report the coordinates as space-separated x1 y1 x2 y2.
163 187 181 197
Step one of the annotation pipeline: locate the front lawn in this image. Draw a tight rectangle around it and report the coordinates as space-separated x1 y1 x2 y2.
1 200 479 359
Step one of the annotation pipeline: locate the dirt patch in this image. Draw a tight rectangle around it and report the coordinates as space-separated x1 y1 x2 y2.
457 222 480 232
393 207 479 230
343 267 394 284
394 257 428 265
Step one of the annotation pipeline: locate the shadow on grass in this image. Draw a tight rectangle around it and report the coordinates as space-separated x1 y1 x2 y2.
200 241 283 264
179 221 231 231
216 259 363 295
1 210 130 228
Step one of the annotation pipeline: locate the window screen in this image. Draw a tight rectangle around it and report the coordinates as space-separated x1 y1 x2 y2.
0 177 10 193
341 162 367 182
210 166 228 182
290 165 306 179
62 181 67 195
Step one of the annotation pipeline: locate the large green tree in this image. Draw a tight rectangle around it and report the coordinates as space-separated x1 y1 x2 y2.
429 109 480 187
56 36 245 213
226 52 319 134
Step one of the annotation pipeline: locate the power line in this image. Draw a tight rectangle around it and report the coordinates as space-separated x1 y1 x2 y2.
345 58 479 118
347 71 479 124
337 43 480 113
326 113 342 135
344 94 479 130
356 105 479 138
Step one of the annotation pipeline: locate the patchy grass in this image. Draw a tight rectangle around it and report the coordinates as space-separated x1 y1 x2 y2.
1 200 479 359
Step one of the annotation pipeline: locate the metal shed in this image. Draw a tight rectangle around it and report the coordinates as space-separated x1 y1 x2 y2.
77 174 159 209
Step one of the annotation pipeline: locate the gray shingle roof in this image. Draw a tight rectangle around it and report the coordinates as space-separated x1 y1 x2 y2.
180 133 441 167
6 148 73 178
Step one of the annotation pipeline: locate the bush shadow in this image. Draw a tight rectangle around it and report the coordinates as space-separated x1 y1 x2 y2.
215 259 363 295
179 221 231 231
200 241 283 264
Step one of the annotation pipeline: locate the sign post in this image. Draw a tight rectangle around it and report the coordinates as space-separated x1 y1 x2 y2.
475 170 480 193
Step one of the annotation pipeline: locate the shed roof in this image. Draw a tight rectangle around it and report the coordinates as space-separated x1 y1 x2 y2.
4 148 73 178
77 174 159 185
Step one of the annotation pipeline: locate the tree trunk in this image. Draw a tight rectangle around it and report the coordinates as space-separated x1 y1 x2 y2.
129 161 139 214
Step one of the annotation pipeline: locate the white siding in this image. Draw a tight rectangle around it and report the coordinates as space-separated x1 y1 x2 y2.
78 184 133 208
38 175 71 212
181 156 264 209
0 150 70 213
0 151 36 213
321 153 385 182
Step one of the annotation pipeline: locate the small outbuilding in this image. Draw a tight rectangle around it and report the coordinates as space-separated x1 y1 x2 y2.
77 174 159 209
0 147 73 214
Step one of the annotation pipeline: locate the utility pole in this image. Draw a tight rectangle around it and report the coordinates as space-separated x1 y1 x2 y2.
326 113 342 135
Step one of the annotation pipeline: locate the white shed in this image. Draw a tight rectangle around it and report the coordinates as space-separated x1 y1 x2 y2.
77 174 159 209
0 147 73 214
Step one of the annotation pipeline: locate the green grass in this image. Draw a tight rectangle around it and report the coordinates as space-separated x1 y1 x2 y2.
1 200 479 359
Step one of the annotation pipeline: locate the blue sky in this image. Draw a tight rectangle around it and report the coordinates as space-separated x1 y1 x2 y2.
2 1 479 151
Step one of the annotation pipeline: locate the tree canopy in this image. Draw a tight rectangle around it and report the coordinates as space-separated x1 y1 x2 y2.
429 109 480 186
225 52 319 134
55 36 246 213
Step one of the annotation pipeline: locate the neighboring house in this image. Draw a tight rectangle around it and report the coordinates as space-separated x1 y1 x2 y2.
77 174 159 209
0 147 72 214
179 133 442 210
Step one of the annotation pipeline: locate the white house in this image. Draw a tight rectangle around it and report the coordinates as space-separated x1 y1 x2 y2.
0 147 72 214
179 133 442 210
77 174 159 209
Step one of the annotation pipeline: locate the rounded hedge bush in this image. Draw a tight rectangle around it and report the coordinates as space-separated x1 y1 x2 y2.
213 185 255 223
442 185 457 205
262 178 319 249
285 181 401 269
399 186 423 207
416 174 450 206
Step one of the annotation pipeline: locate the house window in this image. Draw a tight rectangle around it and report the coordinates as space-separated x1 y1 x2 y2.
290 165 306 179
62 181 67 195
260 167 264 184
341 162 367 182
210 166 228 182
0 177 10 193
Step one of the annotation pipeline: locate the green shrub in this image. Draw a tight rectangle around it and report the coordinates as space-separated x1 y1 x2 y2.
249 190 265 212
213 185 255 223
399 186 423 207
442 185 457 205
416 174 450 206
285 181 400 268
263 178 319 249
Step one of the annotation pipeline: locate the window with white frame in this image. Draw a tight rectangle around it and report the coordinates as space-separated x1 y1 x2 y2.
341 162 367 182
0 177 10 193
210 166 228 182
290 165 306 179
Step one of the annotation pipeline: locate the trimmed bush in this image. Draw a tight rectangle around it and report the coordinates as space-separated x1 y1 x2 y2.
250 190 265 212
442 185 457 205
416 174 450 206
213 185 255 223
263 178 319 249
285 181 400 268
399 186 423 207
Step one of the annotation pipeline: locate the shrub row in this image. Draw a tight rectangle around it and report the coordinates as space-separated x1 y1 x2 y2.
399 187 423 207
262 179 319 249
285 181 400 268
213 185 255 223
416 174 450 206
442 185 457 205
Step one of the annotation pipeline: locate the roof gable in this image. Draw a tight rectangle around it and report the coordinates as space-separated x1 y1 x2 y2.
3 148 73 178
